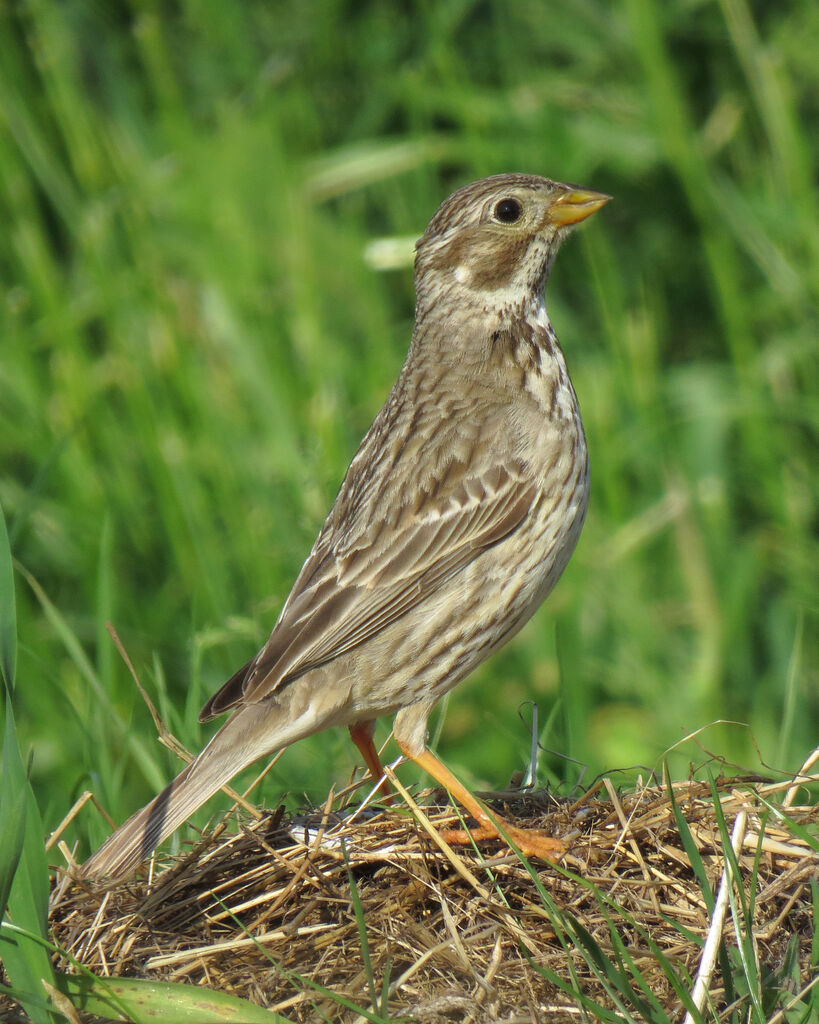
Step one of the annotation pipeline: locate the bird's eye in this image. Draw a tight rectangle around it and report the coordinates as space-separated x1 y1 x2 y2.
493 197 523 223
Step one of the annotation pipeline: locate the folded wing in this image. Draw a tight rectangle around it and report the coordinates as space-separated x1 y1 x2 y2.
200 459 535 720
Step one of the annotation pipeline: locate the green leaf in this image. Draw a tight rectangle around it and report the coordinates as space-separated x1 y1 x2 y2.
1 767 56 1024
55 972 293 1024
708 772 763 1020
754 791 819 853
0 692 28 920
209 890 392 1024
672 776 737 1006
0 504 57 1023
567 913 653 1020
343 839 377 1012
599 911 669 1021
666 772 715 913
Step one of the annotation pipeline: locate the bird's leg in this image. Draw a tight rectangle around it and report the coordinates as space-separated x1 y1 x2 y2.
401 744 565 861
348 721 393 803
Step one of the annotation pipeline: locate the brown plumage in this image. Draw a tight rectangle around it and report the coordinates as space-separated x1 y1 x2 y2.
82 173 609 881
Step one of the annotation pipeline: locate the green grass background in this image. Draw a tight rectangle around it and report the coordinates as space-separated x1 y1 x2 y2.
1 0 816 860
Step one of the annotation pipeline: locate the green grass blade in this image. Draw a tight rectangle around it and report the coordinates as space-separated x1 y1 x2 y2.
211 892 391 1023
5 918 298 1024
597 913 670 1020
508 847 642 1021
1 770 55 1024
0 980 55 1019
0 693 27 920
342 839 378 1013
524 819 705 1024
666 774 715 914
567 913 657 1020
522 947 632 1023
14 560 166 794
55 971 292 1024
667 773 737 1006
708 773 764 1021
776 610 803 767
0 504 57 1023
623 915 704 1021
754 791 819 853
804 877 819 1024
0 503 15 694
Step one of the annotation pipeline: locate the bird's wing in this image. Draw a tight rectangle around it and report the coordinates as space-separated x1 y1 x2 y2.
200 457 535 719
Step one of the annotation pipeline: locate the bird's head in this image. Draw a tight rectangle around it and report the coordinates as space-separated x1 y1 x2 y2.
414 174 610 318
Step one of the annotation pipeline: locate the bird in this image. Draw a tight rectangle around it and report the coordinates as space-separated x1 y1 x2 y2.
82 173 609 881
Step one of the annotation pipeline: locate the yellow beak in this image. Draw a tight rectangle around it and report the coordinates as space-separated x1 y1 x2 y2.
548 188 611 226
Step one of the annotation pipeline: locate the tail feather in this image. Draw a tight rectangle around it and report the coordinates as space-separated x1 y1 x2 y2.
80 750 243 881
81 694 336 881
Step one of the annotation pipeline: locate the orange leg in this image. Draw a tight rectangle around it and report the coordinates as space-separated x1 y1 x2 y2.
348 722 393 803
402 745 564 861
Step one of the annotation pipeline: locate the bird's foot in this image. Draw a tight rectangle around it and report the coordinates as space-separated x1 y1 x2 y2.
442 819 565 861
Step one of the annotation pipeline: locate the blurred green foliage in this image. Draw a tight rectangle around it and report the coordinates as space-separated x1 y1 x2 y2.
0 0 816 858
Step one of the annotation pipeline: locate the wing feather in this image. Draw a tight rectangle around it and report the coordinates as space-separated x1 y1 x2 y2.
223 462 534 707
200 370 539 722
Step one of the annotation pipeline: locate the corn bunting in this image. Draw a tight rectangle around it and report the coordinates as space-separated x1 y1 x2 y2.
83 173 609 880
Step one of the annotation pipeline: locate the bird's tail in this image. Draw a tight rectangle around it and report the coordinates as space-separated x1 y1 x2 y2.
80 699 312 882
80 761 208 881
80 741 253 882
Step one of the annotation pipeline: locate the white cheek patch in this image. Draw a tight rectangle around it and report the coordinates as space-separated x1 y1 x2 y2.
453 264 472 284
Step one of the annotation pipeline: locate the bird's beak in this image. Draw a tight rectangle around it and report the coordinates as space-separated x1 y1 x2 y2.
548 188 611 226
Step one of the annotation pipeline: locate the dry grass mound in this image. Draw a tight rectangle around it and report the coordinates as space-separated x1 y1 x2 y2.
46 771 818 1023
